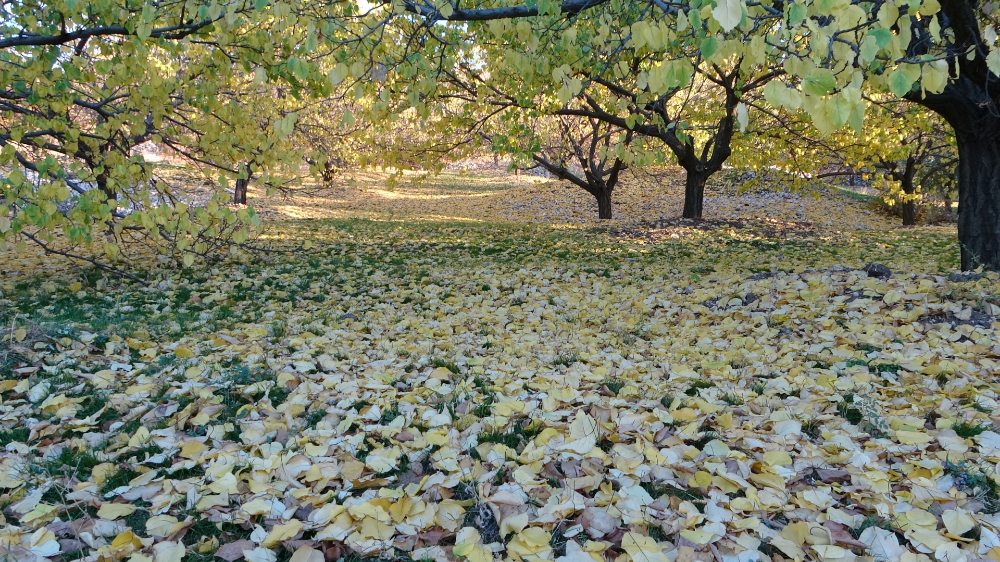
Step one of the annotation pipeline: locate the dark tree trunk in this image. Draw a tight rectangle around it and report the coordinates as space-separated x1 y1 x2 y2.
234 178 248 205
234 163 250 205
682 169 708 219
321 161 337 184
915 77 1000 270
900 157 918 226
953 125 1000 269
595 189 613 219
901 196 917 226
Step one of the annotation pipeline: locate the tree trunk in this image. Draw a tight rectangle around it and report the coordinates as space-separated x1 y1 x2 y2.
682 169 708 219
953 126 1000 270
900 167 917 227
901 197 917 226
234 163 250 205
595 189 613 219
234 178 248 205
913 76 1000 270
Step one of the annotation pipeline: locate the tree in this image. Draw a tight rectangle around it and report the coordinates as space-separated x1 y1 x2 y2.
741 99 957 226
519 114 634 219
371 0 1000 268
373 0 781 220
861 104 957 226
0 0 332 268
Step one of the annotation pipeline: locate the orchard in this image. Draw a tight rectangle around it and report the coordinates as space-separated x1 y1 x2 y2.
2 2 1000 562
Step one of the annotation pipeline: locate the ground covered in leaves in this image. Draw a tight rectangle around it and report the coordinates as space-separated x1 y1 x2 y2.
223 167 896 232
1 174 999 562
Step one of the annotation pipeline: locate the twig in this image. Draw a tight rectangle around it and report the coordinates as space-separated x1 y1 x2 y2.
19 232 149 285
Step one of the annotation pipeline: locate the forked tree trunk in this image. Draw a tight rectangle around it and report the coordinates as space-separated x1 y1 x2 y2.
682 169 708 219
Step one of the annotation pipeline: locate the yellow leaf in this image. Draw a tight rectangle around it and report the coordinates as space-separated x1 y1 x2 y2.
942 510 976 536
763 451 792 466
895 430 932 446
153 541 186 562
111 529 144 550
289 546 325 562
679 530 716 545
241 498 273 516
98 503 137 520
262 520 304 548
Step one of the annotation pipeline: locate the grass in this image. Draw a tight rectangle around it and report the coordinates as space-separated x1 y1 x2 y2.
689 430 722 450
44 446 104 481
685 379 714 396
100 464 140 494
871 363 903 375
835 186 878 203
478 417 543 450
849 515 896 540
552 353 579 367
0 185 980 562
430 357 460 374
943 461 999 513
802 419 822 440
722 393 743 406
640 480 705 503
952 421 991 438
603 378 626 395
837 395 864 425
0 426 30 446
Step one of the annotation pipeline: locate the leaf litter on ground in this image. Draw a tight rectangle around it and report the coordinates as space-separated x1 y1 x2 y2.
0 173 998 562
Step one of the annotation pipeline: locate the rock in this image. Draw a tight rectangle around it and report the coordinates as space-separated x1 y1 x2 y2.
861 263 892 279
947 272 984 282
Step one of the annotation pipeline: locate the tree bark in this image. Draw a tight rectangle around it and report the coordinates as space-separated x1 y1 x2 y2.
952 125 1000 270
234 162 250 205
595 189 613 219
682 169 708 219
914 77 1000 270
901 191 917 226
900 157 918 227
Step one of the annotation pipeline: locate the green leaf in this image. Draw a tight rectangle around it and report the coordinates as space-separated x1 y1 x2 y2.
803 69 836 96
849 101 865 133
871 29 893 48
763 81 786 108
712 0 743 32
888 67 916 97
701 36 720 60
787 3 806 25
860 36 879 63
